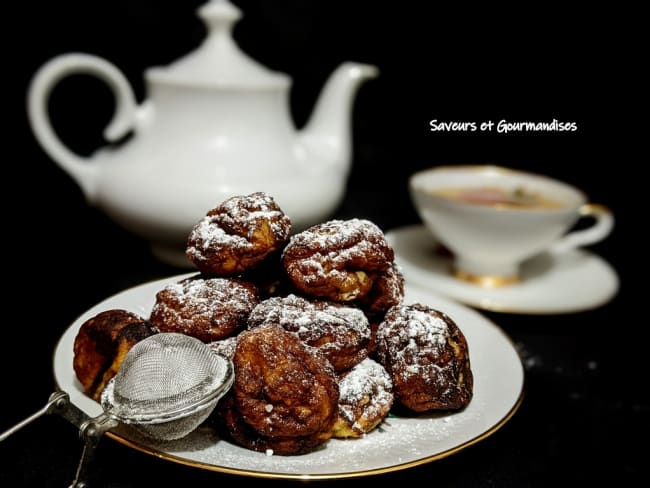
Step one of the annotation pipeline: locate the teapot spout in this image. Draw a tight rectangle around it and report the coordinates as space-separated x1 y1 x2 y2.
300 62 378 170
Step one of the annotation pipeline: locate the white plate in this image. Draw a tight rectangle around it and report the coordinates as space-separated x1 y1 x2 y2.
386 225 619 315
53 273 524 480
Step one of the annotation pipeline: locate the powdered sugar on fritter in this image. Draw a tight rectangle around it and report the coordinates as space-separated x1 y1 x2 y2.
248 294 370 341
376 304 451 383
282 219 392 278
337 358 394 428
188 193 289 252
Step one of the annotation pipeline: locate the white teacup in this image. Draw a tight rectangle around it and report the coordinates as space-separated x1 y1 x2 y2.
409 165 614 287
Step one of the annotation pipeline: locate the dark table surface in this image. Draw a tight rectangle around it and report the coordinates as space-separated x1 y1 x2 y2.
2 1 642 486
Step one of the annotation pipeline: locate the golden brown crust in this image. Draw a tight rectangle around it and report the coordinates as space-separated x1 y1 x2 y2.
73 309 157 401
375 303 473 412
228 325 339 452
186 192 292 276
213 393 332 456
281 219 394 302
355 262 405 320
247 294 371 372
149 275 259 342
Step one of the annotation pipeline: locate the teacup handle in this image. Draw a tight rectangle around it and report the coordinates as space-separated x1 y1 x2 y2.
551 204 614 254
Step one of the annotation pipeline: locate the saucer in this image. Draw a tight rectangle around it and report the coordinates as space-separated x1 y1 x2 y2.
385 224 619 314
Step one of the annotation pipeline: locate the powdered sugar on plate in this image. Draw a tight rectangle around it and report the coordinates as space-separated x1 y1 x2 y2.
116 403 483 475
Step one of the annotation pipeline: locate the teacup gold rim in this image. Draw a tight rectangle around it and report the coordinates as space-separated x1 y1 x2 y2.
579 203 611 216
409 164 589 212
454 269 520 288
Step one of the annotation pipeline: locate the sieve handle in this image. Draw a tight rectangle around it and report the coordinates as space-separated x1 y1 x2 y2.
0 391 77 441
70 413 119 488
0 390 118 488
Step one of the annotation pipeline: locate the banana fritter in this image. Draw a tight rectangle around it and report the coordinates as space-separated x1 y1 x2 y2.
149 275 259 342
73 309 158 402
375 303 473 412
281 218 394 302
186 192 292 276
223 325 339 454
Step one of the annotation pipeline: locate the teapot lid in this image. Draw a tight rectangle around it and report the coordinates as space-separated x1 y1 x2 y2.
146 0 289 88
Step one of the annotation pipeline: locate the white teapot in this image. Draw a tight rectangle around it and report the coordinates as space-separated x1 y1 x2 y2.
27 0 378 267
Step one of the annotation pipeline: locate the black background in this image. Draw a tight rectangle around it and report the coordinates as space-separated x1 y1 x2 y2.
2 1 642 487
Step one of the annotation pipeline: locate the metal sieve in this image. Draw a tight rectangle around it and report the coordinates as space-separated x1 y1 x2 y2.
101 332 233 440
0 332 234 487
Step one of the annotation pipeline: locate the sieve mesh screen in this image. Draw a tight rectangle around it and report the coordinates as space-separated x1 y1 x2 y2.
101 332 233 439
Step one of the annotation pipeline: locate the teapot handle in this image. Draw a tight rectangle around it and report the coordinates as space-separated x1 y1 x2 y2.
27 53 138 201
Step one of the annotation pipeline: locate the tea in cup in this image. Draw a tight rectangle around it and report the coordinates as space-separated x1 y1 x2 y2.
408 165 614 287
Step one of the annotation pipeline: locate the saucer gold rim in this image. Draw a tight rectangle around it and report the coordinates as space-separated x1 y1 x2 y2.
454 269 520 288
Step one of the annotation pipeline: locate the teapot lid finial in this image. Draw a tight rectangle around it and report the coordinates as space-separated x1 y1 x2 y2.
198 0 242 31
146 0 289 88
